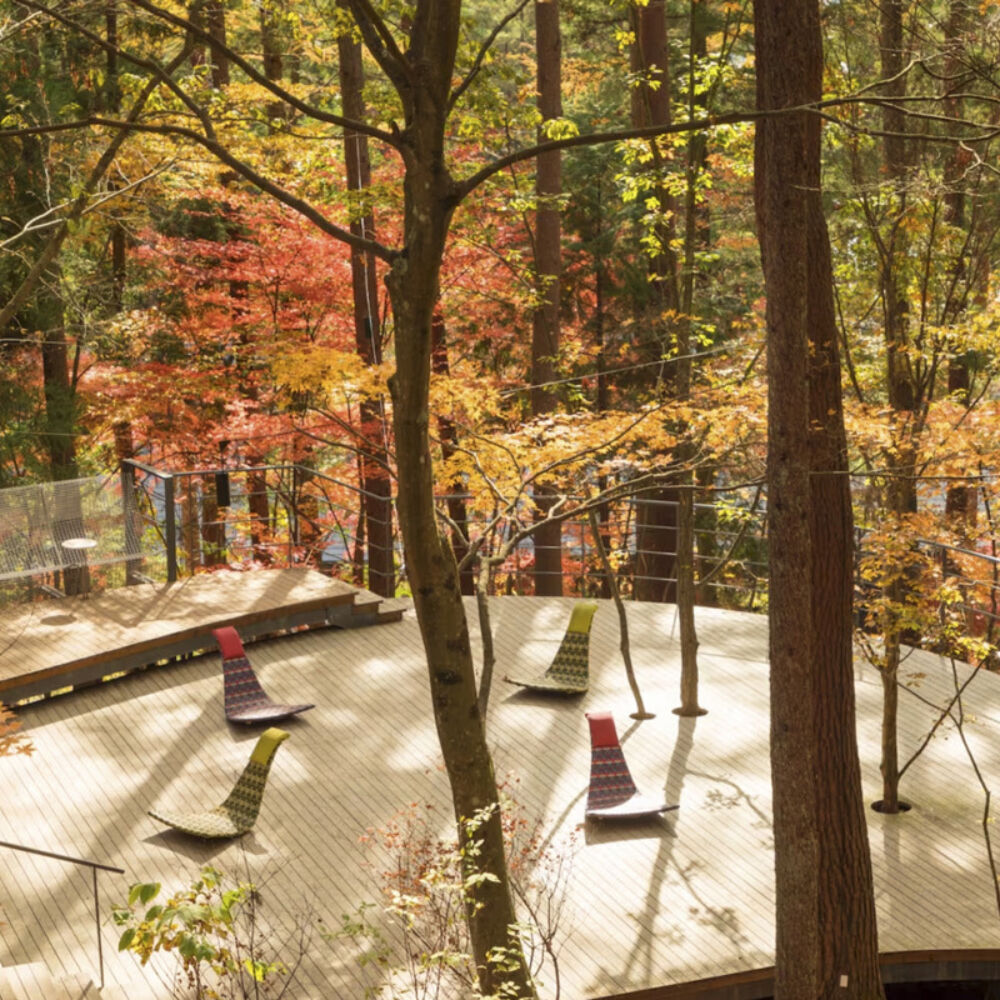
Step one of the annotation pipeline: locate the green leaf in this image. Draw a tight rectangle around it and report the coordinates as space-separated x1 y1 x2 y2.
136 882 161 906
117 928 136 952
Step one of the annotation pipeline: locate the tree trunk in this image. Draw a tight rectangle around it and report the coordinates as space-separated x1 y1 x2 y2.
384 27 535 993
206 0 229 87
432 312 474 596
754 1 884 996
630 0 680 384
673 0 708 716
105 1 126 313
942 1 976 532
201 473 227 566
532 0 564 597
260 0 284 81
338 21 395 596
588 507 650 718
247 462 272 564
878 0 917 813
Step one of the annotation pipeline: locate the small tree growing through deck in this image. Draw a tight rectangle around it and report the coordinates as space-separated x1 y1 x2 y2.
331 780 575 1000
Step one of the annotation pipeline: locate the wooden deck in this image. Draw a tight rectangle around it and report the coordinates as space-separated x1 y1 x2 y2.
0 569 405 704
2 597 1000 998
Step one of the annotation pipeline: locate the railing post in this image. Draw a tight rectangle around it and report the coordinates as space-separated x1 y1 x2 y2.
93 867 105 990
0 841 123 992
120 460 143 586
163 473 178 583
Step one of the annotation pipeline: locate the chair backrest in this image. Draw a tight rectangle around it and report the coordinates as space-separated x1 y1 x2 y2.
585 711 638 812
213 626 246 660
218 728 290 830
547 601 598 684
214 626 272 714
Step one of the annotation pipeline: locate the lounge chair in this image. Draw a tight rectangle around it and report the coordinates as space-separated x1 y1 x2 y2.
505 601 598 694
213 626 314 724
585 712 677 820
148 727 290 838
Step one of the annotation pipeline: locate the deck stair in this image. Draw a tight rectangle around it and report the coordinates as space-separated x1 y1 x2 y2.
0 569 409 705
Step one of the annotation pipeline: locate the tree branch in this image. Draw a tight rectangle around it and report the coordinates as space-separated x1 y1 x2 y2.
339 0 414 96
0 42 194 331
32 0 403 149
0 117 399 262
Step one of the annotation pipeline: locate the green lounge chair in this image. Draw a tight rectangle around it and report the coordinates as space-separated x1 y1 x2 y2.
148 728 290 838
505 601 598 694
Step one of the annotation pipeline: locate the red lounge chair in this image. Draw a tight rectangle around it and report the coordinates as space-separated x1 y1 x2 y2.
213 626 314 725
585 712 678 820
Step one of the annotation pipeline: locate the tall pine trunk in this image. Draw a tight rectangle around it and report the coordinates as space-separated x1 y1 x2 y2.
754 1 884 995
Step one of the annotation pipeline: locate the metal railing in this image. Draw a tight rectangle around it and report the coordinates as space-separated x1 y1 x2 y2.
0 839 124 990
122 458 398 588
120 459 770 605
112 459 1000 658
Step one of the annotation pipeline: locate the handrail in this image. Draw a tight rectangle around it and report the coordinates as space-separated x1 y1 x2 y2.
0 839 125 990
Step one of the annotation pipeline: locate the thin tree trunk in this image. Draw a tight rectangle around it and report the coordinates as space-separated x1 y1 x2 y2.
384 34 536 990
201 473 226 566
338 19 395 596
878 0 917 813
247 463 272 563
588 508 651 719
432 312 474 595
532 0 564 597
206 0 229 87
942 1 976 532
673 0 708 716
475 566 497 718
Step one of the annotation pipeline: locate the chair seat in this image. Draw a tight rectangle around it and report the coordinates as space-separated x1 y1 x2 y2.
228 701 314 724
504 672 588 694
505 604 596 694
148 728 290 839
213 628 316 726
148 806 247 839
585 712 678 822
586 795 678 820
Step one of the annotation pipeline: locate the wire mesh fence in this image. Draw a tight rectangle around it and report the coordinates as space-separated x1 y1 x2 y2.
0 474 141 593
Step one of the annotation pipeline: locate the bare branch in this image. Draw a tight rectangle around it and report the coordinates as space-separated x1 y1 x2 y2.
0 162 173 250
0 41 195 331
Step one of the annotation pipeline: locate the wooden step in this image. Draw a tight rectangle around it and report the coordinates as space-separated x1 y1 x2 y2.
342 588 409 627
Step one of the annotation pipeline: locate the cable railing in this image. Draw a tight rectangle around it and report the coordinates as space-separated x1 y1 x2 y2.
0 839 124 990
108 461 1000 660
